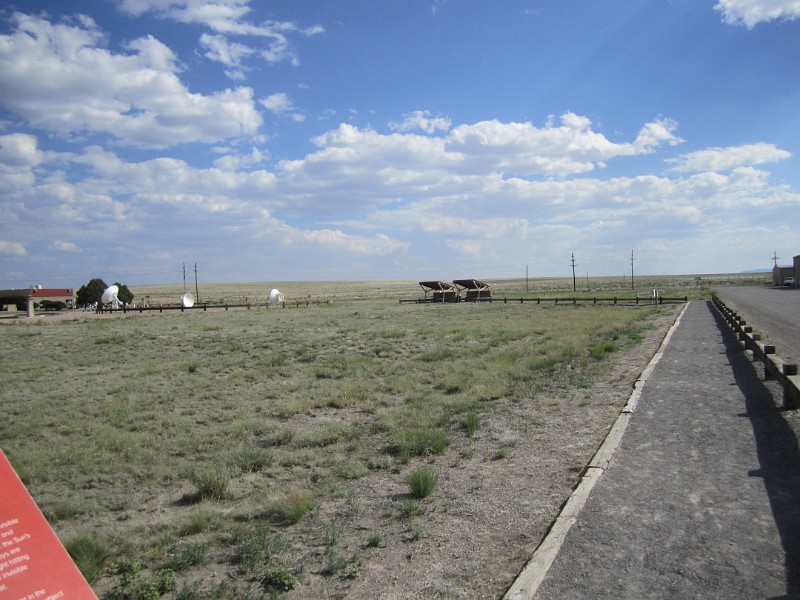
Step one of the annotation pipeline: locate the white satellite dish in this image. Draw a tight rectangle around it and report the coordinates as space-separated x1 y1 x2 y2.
101 285 121 308
269 288 284 305
181 293 195 308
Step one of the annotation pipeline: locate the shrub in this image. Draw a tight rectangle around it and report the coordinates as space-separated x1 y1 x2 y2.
179 510 212 536
271 488 314 525
589 341 620 360
168 542 206 571
138 569 175 599
238 525 283 573
229 444 272 473
406 466 439 498
336 460 370 480
262 565 299 593
191 466 230 501
462 412 480 437
389 427 449 458
107 559 175 600
65 532 109 583
175 583 201 600
39 300 67 311
399 499 425 518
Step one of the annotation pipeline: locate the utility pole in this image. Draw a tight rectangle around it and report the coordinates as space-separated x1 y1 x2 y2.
182 262 186 294
772 251 779 267
570 253 577 292
526 265 529 292
194 263 200 302
630 250 635 290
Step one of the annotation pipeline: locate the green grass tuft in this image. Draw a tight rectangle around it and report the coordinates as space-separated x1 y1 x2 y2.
589 341 620 359
406 466 439 498
65 532 109 583
389 427 449 458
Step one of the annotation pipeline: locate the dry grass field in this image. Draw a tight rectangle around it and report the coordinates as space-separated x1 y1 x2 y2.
127 273 765 306
0 275 765 598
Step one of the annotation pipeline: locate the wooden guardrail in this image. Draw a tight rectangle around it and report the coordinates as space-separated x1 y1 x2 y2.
712 294 800 409
400 296 688 305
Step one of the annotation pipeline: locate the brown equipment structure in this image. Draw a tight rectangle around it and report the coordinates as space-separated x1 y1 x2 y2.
416 279 492 303
418 281 458 303
453 279 492 301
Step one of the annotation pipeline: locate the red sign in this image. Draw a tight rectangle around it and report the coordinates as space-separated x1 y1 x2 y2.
0 450 97 599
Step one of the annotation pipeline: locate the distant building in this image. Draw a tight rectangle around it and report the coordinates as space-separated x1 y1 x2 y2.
773 257 798 286
0 286 74 310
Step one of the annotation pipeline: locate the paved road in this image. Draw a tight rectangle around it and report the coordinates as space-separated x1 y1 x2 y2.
532 301 800 599
717 286 800 366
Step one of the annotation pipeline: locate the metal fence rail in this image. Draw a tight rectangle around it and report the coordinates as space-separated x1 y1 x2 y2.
400 296 688 305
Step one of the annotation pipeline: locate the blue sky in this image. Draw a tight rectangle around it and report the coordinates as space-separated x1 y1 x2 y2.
1 0 799 287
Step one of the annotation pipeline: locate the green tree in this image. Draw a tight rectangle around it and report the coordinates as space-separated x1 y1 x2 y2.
114 282 134 305
76 278 107 307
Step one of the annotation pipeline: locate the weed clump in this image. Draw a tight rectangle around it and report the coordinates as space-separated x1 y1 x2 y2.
107 556 175 600
190 466 230 501
262 564 299 593
406 466 439 498
462 412 480 437
589 341 620 360
389 427 449 459
65 532 109 583
270 488 314 525
238 525 283 573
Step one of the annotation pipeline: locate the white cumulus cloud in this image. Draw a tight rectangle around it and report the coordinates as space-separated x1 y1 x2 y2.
286 114 683 188
446 114 682 176
120 0 324 73
260 93 305 122
0 13 262 147
199 33 255 80
667 143 791 172
0 241 26 257
715 0 800 27
390 110 452 134
0 133 42 167
49 241 80 252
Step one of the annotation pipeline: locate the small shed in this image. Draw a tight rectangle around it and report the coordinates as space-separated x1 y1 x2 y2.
419 281 458 303
453 279 492 301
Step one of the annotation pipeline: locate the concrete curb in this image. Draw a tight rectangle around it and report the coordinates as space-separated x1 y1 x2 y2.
502 302 690 600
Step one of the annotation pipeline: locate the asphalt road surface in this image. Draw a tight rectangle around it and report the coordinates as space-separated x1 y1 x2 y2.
716 286 800 366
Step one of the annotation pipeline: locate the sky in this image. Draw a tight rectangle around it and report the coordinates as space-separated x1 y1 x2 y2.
1 0 800 288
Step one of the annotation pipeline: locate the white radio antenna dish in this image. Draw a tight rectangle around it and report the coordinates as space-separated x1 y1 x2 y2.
181 292 195 308
269 288 284 305
101 285 121 308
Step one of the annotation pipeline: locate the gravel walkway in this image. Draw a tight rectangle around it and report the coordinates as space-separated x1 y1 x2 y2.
531 300 800 599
